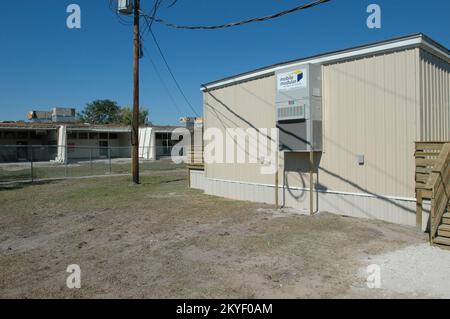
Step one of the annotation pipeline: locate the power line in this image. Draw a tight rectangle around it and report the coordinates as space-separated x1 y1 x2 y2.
144 25 199 116
112 0 331 119
166 0 179 8
140 41 185 117
138 2 200 116
142 0 163 35
143 0 331 30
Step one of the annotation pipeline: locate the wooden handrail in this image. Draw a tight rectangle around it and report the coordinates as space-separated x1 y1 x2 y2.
185 144 204 165
429 143 450 240
414 141 449 231
415 142 445 194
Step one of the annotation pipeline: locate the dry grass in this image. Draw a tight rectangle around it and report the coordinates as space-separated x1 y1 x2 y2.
0 166 427 298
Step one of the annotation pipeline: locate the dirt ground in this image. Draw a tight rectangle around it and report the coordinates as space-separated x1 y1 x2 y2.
0 163 429 298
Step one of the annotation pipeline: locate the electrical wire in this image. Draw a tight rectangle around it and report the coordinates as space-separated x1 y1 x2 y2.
110 0 199 117
142 0 163 36
140 3 199 116
140 41 185 117
143 0 331 30
166 0 179 8
113 0 330 118
143 20 199 116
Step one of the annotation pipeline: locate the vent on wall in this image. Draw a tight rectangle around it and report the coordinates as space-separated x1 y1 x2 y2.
277 104 306 121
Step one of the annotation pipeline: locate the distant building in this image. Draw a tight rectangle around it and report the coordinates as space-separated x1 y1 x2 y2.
0 122 183 163
180 117 203 129
28 108 77 123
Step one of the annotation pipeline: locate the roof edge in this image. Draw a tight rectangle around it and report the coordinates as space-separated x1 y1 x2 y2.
201 33 449 92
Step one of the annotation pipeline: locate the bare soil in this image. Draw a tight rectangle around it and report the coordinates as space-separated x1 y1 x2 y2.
0 165 428 298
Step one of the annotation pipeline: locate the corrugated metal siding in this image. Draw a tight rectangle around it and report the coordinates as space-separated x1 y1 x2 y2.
204 49 422 199
419 50 450 141
204 75 277 185
319 49 421 198
189 170 206 190
204 178 420 227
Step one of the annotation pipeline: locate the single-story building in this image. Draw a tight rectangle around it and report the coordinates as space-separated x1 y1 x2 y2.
0 122 183 163
190 33 450 229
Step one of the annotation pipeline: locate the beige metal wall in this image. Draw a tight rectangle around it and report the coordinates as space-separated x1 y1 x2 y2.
419 49 450 141
317 48 421 198
204 75 278 185
204 48 428 199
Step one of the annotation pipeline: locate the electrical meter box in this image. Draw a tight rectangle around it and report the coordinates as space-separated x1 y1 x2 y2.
276 63 322 152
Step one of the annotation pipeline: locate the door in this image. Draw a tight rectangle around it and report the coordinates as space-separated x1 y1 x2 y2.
16 141 28 162
99 141 108 158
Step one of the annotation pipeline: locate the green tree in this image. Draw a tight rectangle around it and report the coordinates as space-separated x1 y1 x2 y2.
79 100 121 124
119 107 150 125
79 100 150 125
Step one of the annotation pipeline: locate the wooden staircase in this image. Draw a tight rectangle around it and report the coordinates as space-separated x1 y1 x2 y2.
435 209 450 247
415 142 450 249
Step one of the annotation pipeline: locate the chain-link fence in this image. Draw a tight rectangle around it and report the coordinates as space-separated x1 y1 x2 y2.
0 145 185 184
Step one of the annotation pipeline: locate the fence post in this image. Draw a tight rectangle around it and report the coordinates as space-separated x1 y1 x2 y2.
29 146 34 183
416 190 423 232
65 144 68 178
108 147 112 174
90 147 93 176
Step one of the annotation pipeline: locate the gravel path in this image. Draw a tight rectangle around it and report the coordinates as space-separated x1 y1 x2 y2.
361 244 450 298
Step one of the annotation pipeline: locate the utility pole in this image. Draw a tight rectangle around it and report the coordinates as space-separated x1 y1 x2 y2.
132 0 140 184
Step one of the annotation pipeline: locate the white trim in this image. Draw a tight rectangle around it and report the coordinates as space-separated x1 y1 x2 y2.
421 40 450 62
68 128 131 133
0 127 58 131
201 35 449 91
205 177 416 203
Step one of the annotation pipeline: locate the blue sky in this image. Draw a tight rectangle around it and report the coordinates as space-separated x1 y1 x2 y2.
0 0 449 125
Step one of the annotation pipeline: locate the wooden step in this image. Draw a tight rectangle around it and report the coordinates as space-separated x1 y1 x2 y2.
439 224 450 232
433 243 450 251
438 229 450 238
433 236 450 246
443 214 450 225
438 225 450 238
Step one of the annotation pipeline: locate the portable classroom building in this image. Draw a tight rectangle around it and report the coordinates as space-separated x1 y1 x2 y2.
191 33 450 228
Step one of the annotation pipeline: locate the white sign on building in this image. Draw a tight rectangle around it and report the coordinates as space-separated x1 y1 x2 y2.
277 69 307 91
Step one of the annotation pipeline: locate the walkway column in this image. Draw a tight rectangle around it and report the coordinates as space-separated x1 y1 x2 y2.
55 125 67 164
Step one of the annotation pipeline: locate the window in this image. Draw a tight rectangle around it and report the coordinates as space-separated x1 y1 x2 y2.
78 132 88 139
99 133 108 139
68 132 77 140
109 133 118 139
17 131 29 139
89 133 98 139
30 130 47 139
4 131 15 139
29 131 38 139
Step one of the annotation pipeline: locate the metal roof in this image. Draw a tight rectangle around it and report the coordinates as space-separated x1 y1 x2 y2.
0 122 183 132
201 33 450 91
